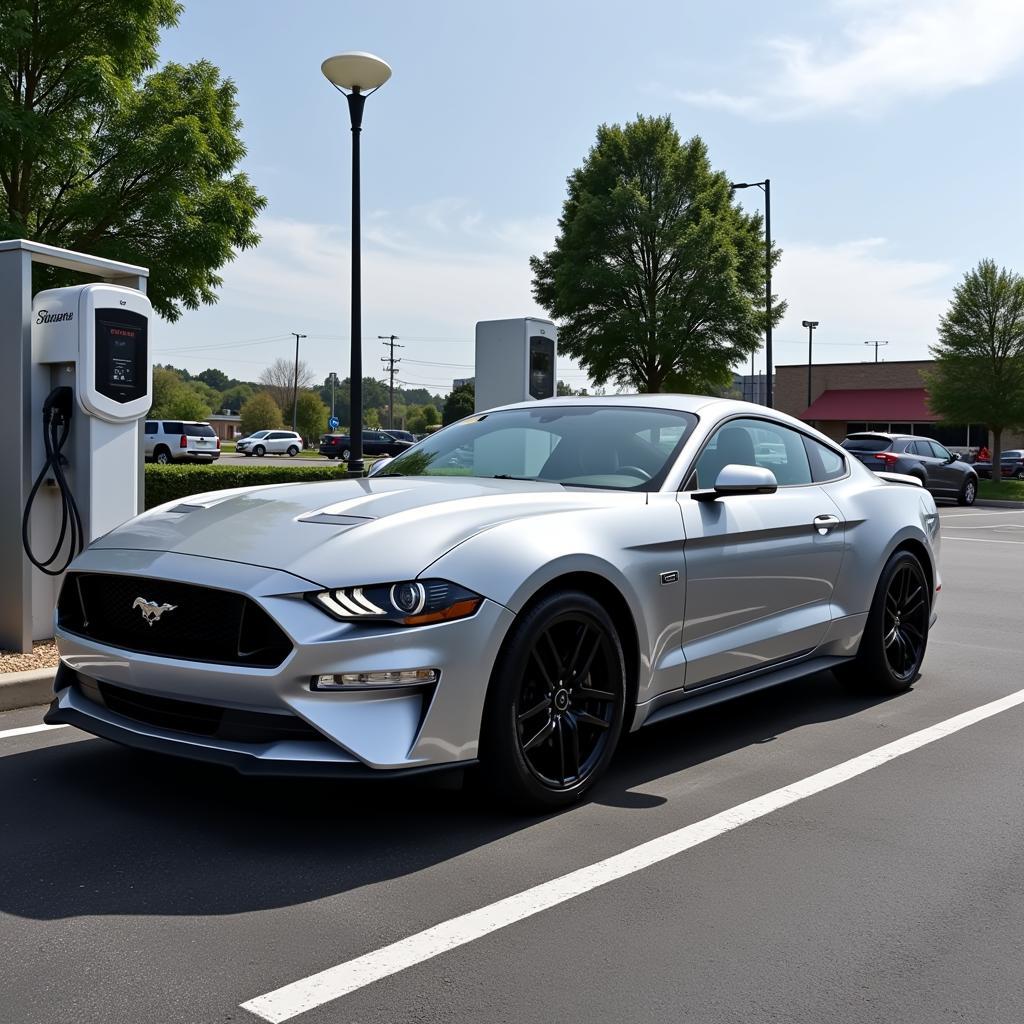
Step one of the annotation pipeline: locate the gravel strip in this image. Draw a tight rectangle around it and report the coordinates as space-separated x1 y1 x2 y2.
0 641 59 674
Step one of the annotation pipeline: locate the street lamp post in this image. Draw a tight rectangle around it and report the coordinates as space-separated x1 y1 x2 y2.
802 320 819 409
322 51 392 475
730 179 773 408
290 332 306 431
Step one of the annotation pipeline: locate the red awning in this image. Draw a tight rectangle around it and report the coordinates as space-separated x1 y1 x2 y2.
802 388 935 422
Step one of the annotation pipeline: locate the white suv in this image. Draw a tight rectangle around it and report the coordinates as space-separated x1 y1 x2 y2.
235 429 303 457
144 421 221 464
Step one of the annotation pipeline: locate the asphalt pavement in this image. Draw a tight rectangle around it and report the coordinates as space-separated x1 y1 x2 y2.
3 506 1024 1024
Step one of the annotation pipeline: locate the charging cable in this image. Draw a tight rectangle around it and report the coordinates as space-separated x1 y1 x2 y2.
22 386 85 576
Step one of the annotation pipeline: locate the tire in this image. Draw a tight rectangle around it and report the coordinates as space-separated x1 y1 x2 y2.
479 590 627 811
836 550 930 696
153 447 172 465
958 476 977 506
342 448 351 461
287 445 299 457
253 445 266 457
325 455 336 460
1015 469 1024 480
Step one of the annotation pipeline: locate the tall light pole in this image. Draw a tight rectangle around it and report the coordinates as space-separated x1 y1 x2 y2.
290 332 306 431
322 51 392 475
865 339 889 363
802 320 819 409
329 371 337 419
730 179 773 407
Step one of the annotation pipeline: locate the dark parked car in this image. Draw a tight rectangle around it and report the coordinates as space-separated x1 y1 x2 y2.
842 432 978 505
318 430 415 460
974 450 1024 480
385 429 417 444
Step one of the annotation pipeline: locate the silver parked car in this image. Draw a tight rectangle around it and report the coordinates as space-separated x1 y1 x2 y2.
48 397 940 810
235 429 303 457
144 420 221 464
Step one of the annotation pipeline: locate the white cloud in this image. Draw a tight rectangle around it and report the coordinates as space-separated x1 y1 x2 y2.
677 0 1024 118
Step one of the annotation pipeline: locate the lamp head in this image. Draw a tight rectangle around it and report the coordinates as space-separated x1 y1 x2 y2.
321 52 392 92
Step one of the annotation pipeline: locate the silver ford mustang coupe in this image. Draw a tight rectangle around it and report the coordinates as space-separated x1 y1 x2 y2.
46 396 941 810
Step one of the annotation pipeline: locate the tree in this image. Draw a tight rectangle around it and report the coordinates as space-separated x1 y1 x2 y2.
531 116 783 394
258 357 317 415
0 2 265 321
295 390 329 445
239 391 283 436
406 402 441 435
149 366 211 420
219 383 254 413
443 383 475 425
557 380 590 396
927 259 1024 485
197 368 231 392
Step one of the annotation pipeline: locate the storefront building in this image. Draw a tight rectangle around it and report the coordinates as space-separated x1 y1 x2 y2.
774 359 1020 452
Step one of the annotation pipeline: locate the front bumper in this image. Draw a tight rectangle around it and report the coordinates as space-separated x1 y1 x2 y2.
50 548 515 774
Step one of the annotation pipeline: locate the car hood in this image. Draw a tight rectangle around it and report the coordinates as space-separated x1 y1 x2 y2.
91 476 646 588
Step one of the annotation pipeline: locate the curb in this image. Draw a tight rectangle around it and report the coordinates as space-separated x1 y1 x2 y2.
0 667 56 712
973 499 1024 509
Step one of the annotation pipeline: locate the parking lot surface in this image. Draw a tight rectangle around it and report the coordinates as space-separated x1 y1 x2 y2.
3 507 1024 1024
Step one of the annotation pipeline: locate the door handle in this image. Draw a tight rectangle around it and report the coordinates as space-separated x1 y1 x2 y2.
813 514 841 535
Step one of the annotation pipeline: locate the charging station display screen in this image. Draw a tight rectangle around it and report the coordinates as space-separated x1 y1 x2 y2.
529 336 555 400
95 309 148 404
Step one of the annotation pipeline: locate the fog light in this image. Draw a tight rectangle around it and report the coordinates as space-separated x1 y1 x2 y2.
312 668 439 690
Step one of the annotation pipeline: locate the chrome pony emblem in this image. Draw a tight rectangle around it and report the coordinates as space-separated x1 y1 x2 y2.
132 597 177 626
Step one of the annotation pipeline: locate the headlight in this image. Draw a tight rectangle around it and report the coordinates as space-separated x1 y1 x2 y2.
311 579 482 626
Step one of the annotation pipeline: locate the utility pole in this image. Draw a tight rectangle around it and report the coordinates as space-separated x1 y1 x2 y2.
379 334 402 429
329 372 337 419
290 332 307 431
802 320 819 409
865 339 889 363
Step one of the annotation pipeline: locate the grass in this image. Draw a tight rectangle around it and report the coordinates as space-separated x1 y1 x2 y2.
978 479 1024 502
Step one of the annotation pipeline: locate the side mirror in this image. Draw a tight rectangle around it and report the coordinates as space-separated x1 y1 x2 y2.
367 457 393 477
692 464 778 502
950 452 961 463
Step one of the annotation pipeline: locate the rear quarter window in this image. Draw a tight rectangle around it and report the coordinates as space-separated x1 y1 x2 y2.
804 437 847 482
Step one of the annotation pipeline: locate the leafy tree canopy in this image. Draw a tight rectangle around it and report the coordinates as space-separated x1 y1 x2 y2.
258 357 317 415
197 367 231 391
0 0 265 320
531 115 783 394
443 382 475 425
239 391 283 436
219 382 254 413
295 389 329 444
926 259 1024 479
149 365 211 420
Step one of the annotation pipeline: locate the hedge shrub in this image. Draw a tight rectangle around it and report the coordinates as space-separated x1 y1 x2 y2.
144 463 361 509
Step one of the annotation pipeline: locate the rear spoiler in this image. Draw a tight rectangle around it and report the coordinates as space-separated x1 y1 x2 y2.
876 471 923 487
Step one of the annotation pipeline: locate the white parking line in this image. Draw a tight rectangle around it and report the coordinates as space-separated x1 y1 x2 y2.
241 686 1024 1023
0 723 68 741
943 510 1024 518
944 537 1024 545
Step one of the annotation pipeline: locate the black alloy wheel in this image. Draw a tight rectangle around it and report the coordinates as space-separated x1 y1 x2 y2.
480 590 627 810
836 549 930 695
882 562 929 682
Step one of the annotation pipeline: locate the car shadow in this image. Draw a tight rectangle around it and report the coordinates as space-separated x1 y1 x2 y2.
0 670 899 921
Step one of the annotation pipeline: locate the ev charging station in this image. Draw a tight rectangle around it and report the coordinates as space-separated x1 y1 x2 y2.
473 317 557 478
0 239 151 652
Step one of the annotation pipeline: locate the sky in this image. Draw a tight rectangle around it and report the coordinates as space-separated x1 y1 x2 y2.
152 0 1024 394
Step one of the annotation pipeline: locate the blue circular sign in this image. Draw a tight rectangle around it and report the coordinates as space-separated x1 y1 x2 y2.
328 416 339 430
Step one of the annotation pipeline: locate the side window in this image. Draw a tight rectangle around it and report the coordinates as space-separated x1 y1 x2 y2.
164 421 183 435
695 418 812 488
912 440 932 457
144 422 157 434
929 441 951 460
804 436 847 483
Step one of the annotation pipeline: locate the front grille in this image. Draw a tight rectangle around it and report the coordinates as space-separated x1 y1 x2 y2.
77 677 322 744
58 573 292 668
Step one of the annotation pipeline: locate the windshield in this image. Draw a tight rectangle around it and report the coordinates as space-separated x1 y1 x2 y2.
377 406 698 491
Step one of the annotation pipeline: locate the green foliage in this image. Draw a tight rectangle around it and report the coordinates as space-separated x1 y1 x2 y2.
145 464 345 509
557 380 589 396
406 403 441 435
295 390 329 443
443 382 475 425
531 115 783 394
149 366 211 420
239 391 283 436
219 383 254 413
0 1 265 321
197 367 231 391
927 259 1024 482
